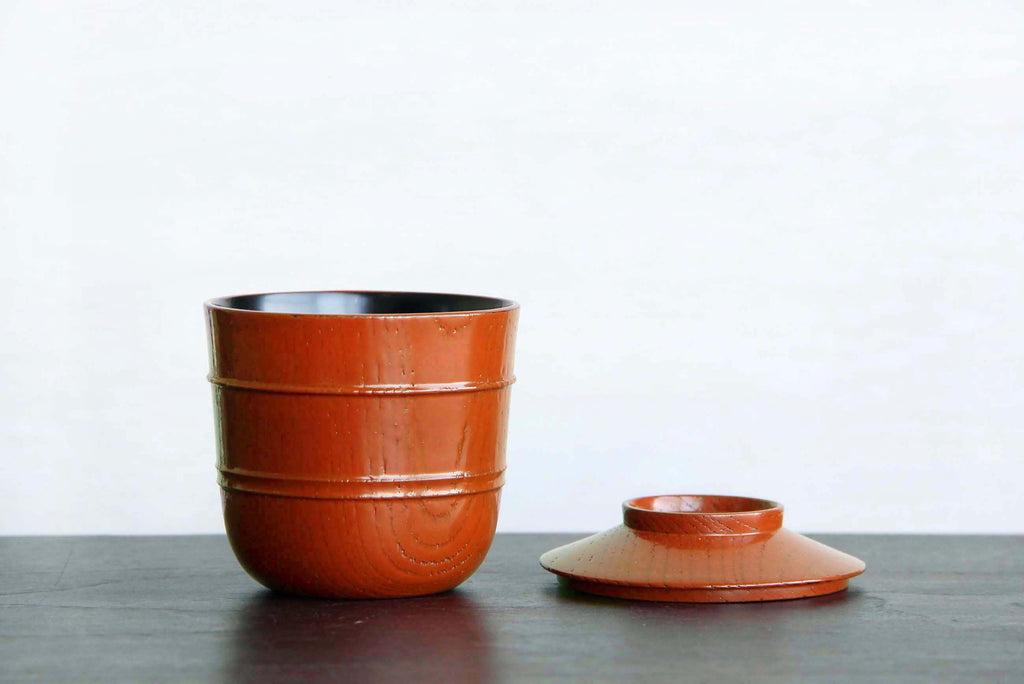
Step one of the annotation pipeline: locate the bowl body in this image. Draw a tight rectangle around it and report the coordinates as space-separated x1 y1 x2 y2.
205 291 518 598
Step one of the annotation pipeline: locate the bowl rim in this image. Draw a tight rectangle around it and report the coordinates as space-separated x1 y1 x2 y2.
205 290 519 318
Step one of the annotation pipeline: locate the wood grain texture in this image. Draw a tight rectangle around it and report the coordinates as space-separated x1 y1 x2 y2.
1 534 1021 683
541 495 865 602
222 490 501 598
205 292 518 598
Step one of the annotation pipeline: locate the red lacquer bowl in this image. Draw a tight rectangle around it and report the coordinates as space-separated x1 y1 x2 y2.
540 494 865 602
205 291 519 598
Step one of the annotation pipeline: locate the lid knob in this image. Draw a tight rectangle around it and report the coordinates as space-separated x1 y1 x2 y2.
622 495 783 535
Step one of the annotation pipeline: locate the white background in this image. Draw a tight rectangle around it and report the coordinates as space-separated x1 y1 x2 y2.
2 1 1022 535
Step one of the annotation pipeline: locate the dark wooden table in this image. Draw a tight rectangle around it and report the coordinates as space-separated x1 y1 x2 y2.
1 534 1021 682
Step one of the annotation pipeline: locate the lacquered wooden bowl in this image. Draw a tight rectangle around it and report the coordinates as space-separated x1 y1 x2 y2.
205 291 518 598
540 494 865 602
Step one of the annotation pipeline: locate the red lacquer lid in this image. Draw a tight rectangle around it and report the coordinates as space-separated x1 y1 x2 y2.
540 494 865 603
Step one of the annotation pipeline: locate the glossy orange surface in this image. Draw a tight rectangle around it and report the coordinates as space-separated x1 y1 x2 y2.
540 495 865 602
205 291 518 598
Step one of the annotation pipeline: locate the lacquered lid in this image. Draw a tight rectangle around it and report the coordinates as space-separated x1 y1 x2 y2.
540 494 866 603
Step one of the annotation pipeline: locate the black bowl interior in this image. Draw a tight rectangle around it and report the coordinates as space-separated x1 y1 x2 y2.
209 291 514 315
